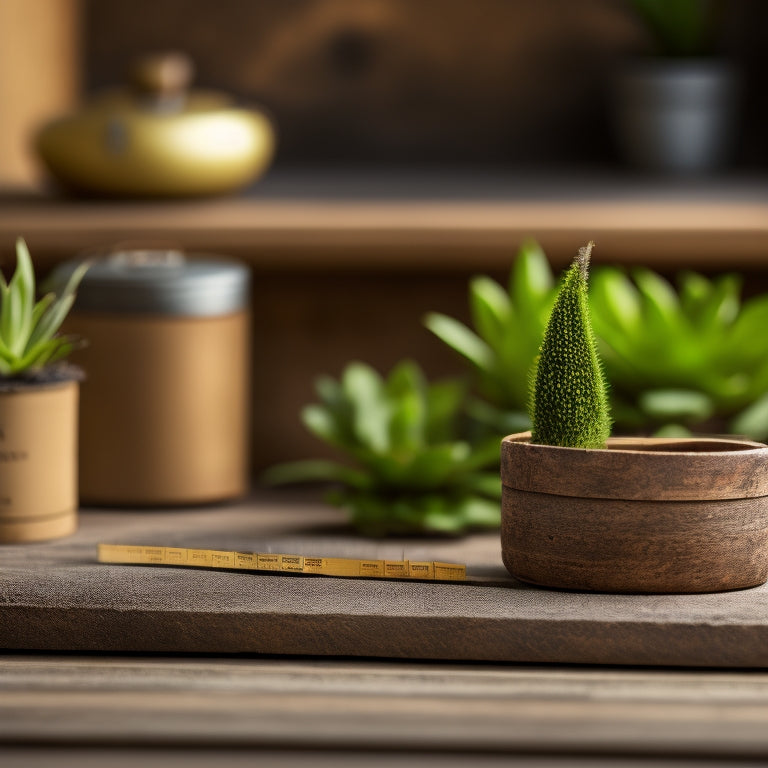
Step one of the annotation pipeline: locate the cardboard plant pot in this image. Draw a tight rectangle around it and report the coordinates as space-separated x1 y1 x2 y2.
0 379 78 543
501 431 768 594
51 251 251 506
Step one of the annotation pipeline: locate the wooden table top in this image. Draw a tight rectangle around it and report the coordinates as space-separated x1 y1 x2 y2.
4 492 768 764
4 492 768 667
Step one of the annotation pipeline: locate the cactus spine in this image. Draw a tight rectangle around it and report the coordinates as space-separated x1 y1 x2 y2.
530 241 611 448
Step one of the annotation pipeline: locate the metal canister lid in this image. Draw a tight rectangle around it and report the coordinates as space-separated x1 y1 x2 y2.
49 250 250 316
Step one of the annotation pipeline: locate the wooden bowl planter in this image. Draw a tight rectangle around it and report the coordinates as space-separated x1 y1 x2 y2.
501 431 768 593
0 379 79 543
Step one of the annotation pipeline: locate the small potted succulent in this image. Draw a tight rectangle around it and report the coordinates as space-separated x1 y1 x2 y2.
500 242 768 593
429 240 768 441
0 239 88 543
614 0 739 173
264 360 502 536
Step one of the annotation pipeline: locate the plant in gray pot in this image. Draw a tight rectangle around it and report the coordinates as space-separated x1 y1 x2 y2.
500 242 768 593
614 0 739 174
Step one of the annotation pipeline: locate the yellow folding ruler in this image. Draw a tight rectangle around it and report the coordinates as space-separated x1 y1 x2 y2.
98 543 468 582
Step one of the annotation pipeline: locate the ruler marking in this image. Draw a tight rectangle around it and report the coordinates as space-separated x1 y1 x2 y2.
279 554 304 572
211 551 235 568
235 552 257 569
408 561 435 580
384 561 409 578
359 560 385 578
257 553 280 570
164 547 188 565
189 549 214 567
97 544 466 582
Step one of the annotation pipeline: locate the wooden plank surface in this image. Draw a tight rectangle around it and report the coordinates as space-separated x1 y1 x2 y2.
3 753 758 768
3 655 768 759
3 172 768 270
4 493 768 666
7 752 757 768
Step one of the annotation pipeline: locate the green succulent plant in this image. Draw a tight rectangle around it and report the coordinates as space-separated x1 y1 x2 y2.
428 237 768 441
263 360 502 536
530 242 611 448
590 265 768 439
629 0 718 58
0 238 89 377
424 239 557 435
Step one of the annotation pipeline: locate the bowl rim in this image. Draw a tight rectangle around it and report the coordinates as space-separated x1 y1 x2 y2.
501 432 768 501
503 431 768 456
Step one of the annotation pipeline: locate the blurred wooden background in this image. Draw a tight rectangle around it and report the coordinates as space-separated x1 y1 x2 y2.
83 0 768 169
5 0 768 183
0 0 80 186
4 0 768 472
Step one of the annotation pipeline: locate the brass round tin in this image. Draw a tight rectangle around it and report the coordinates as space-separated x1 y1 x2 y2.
36 53 274 198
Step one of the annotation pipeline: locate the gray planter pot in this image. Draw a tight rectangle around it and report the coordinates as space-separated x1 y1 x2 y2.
614 60 739 174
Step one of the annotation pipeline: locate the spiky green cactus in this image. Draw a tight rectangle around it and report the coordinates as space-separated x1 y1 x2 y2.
530 242 611 448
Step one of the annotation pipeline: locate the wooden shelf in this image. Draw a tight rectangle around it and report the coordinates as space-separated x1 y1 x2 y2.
3 171 768 271
5 171 768 469
4 494 768 667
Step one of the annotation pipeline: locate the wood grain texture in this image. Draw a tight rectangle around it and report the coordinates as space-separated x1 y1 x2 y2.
502 488 768 593
500 434 768 593
3 178 768 270
5 494 768 665
83 0 640 166
7 751 743 768
4 656 768 758
501 433 768 500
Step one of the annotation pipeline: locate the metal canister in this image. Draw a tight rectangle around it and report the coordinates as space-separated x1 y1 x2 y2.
51 250 250 506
